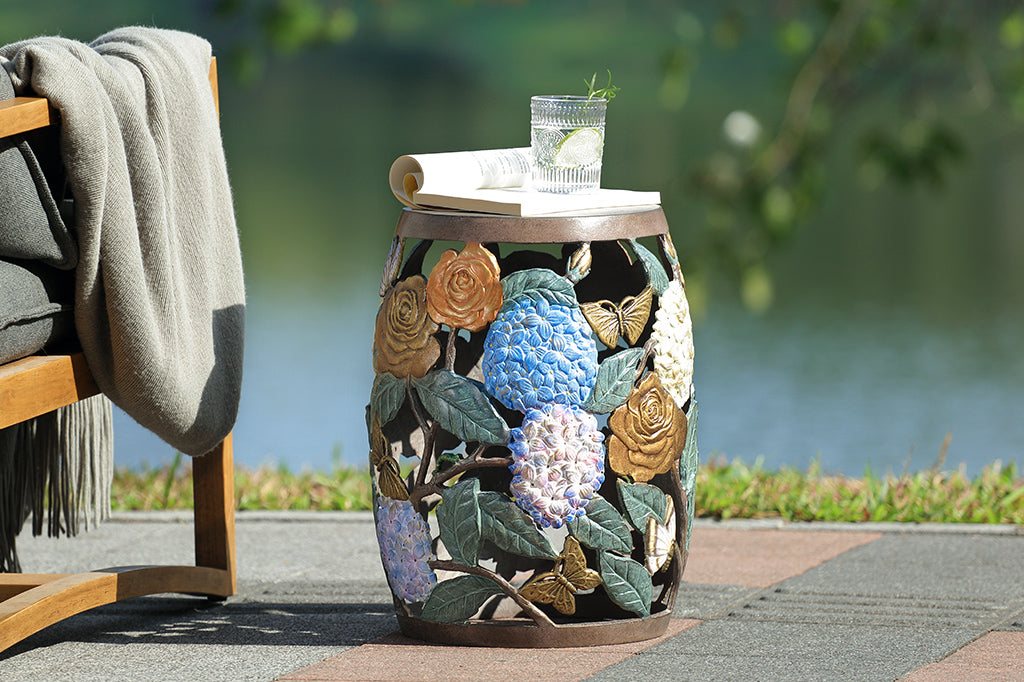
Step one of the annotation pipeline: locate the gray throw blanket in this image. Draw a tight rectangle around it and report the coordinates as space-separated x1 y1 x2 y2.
1 28 245 457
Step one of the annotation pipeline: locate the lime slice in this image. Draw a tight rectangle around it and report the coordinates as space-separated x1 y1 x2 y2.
553 127 603 168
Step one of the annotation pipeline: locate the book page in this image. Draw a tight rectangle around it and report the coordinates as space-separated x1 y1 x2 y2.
389 148 531 208
412 186 661 217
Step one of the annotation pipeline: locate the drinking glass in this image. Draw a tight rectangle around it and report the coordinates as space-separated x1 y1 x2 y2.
530 95 607 194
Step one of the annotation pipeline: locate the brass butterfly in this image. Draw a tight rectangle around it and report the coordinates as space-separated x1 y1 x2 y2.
644 495 676 575
519 536 602 616
581 285 653 348
369 416 408 501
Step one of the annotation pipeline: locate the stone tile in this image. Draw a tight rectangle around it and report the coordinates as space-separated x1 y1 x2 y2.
279 619 701 681
684 528 881 587
671 583 763 620
899 631 1024 681
780 534 1024 602
584 619 977 682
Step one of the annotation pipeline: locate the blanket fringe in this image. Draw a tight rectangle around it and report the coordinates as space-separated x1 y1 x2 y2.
0 394 113 572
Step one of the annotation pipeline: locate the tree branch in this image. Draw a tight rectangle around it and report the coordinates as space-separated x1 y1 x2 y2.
756 0 870 180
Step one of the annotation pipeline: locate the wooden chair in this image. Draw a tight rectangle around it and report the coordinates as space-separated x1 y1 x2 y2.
0 60 236 654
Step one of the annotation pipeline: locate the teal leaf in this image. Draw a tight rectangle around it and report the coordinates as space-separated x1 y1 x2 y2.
680 398 699 551
680 398 699 493
617 479 668 530
582 348 644 414
478 491 558 560
567 494 632 554
370 373 406 425
420 574 502 623
630 239 671 296
438 478 482 566
500 268 577 309
598 551 652 617
412 370 510 444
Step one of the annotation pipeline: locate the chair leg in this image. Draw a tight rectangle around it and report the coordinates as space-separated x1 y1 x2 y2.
192 433 237 597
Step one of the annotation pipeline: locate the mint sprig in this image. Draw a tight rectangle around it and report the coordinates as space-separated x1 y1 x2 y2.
585 70 620 102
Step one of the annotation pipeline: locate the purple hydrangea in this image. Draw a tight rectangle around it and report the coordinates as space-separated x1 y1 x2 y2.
374 497 437 602
483 296 598 412
508 403 606 528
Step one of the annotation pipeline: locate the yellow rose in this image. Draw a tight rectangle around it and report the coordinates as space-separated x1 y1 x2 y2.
373 275 440 378
607 372 687 482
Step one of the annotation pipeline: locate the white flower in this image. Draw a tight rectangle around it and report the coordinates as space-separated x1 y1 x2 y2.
508 403 605 528
651 280 695 409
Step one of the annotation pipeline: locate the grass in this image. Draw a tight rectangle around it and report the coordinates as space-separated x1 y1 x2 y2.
111 454 1024 525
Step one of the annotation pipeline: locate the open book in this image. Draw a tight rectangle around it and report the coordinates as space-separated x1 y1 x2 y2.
389 147 660 217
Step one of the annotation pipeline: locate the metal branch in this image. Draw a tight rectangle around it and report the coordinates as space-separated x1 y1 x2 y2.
428 559 556 629
445 329 458 372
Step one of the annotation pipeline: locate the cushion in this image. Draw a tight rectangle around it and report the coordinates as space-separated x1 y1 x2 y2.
0 64 77 269
0 258 75 365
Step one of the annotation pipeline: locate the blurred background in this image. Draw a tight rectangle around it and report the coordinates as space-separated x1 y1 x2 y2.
3 0 1022 477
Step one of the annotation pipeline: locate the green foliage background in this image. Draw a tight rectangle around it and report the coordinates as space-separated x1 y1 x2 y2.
4 0 1024 316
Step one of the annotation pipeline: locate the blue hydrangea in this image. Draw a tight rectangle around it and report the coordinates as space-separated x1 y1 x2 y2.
483 296 598 412
374 497 437 602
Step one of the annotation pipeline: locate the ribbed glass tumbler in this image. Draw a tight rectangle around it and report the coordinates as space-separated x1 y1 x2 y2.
530 95 607 194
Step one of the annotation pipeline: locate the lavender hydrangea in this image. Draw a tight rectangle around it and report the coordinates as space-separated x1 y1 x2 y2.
508 403 606 528
483 296 599 412
374 497 437 602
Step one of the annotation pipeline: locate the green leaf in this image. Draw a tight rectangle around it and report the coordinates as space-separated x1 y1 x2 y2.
680 398 700 492
630 240 671 296
420 574 502 623
617 479 668 530
568 494 632 554
478 491 558 560
583 348 644 414
680 398 699 552
412 370 510 445
500 268 577 309
598 551 652 617
438 478 482 566
370 373 406 425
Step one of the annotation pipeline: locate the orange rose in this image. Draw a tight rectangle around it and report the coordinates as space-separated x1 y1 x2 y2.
608 372 688 482
373 275 441 378
425 243 502 332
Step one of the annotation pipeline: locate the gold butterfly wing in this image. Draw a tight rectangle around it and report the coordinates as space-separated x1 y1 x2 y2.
581 300 623 348
561 536 602 591
376 457 409 501
369 417 409 500
520 572 576 615
619 286 653 345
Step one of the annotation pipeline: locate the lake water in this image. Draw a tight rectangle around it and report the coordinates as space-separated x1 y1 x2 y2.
111 254 1024 478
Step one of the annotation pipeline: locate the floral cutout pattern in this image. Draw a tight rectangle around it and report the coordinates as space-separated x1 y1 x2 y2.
367 229 696 628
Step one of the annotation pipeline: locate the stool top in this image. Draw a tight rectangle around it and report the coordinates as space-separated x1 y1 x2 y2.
395 206 668 243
